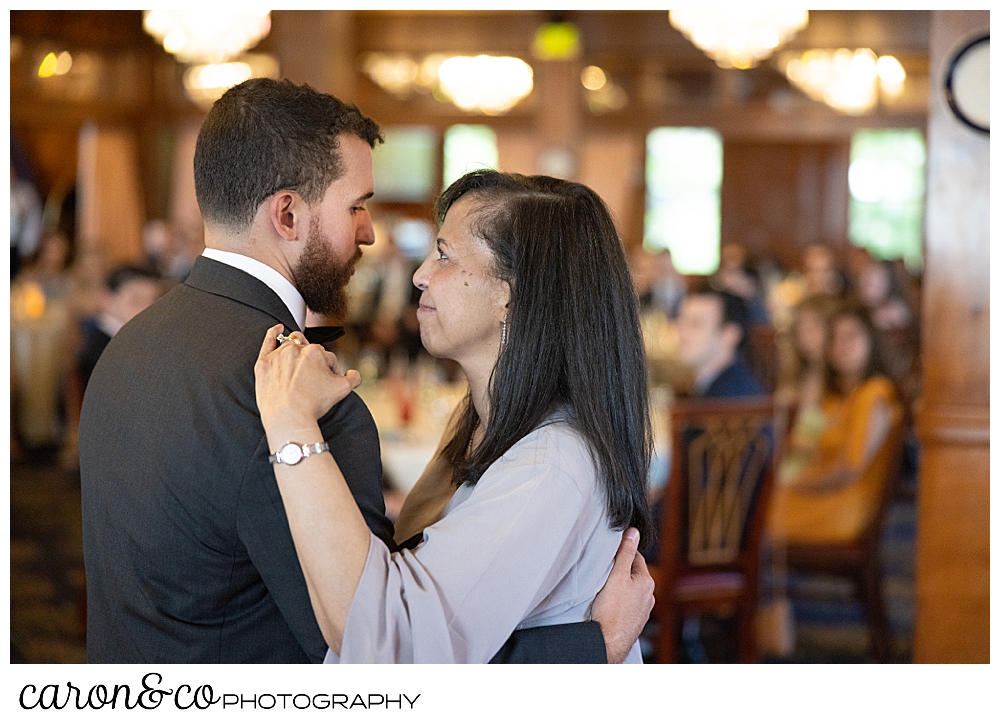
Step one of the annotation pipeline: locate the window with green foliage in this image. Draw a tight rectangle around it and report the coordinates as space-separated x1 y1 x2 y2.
848 129 925 270
644 127 723 275
372 126 437 203
443 125 498 190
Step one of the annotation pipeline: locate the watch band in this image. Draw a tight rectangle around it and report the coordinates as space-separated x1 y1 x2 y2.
269 441 330 465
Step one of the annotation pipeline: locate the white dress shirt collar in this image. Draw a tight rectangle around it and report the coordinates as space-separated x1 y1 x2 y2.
201 248 306 330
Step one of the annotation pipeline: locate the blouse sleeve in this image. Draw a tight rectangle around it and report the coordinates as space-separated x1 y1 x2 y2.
337 436 608 663
842 377 897 469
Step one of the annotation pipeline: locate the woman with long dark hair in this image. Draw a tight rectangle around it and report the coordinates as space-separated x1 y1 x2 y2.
769 300 904 544
254 170 652 663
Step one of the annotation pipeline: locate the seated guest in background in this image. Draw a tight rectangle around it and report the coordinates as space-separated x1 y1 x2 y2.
675 286 765 398
712 243 769 325
630 246 686 320
856 257 913 333
61 264 163 470
802 243 848 298
782 294 837 415
76 264 163 388
770 301 903 545
650 247 687 320
10 231 74 452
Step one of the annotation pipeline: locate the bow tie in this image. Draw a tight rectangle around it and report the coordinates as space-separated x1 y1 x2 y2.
302 326 347 350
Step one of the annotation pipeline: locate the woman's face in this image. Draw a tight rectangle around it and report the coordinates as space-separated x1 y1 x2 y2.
412 196 509 368
829 315 872 379
794 307 827 363
858 264 890 306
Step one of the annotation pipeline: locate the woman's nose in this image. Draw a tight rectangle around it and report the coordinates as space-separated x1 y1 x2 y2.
412 258 430 290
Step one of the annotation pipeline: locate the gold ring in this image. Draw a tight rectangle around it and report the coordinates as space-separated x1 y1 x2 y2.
277 333 303 346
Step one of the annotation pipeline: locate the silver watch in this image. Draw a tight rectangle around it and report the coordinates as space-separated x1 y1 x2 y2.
269 441 329 466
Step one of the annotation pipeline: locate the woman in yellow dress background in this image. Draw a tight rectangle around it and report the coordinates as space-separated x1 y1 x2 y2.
770 300 904 546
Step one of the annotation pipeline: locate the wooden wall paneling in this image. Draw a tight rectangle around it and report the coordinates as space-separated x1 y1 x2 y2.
720 141 850 271
271 10 357 100
578 133 644 245
496 130 541 176
76 124 146 265
912 9 989 664
169 122 203 245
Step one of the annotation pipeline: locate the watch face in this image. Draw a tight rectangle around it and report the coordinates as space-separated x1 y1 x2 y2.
280 443 303 465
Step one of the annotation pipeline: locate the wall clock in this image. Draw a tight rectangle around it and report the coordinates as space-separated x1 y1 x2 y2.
944 34 989 134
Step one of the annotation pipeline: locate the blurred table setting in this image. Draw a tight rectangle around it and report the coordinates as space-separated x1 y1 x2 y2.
353 355 467 497
351 347 678 512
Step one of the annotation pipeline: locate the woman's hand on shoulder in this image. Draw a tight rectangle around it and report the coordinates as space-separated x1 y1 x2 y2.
255 324 361 429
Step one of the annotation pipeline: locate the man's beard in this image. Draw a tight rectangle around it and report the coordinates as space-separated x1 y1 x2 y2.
291 216 361 320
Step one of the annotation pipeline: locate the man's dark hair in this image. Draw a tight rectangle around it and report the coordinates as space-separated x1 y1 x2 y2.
690 284 752 353
105 264 160 293
434 169 653 543
193 78 383 231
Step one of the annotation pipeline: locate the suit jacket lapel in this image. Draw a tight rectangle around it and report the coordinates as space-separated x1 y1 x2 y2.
184 255 300 332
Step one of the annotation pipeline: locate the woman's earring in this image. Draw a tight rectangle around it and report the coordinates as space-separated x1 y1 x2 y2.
501 312 508 348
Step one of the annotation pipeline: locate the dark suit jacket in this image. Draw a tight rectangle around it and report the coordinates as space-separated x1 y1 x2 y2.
702 357 765 398
76 319 112 390
80 256 606 663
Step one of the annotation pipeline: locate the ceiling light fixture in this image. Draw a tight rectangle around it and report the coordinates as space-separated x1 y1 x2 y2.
669 9 808 70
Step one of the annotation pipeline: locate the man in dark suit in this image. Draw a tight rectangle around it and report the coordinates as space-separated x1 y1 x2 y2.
675 287 765 399
80 78 651 664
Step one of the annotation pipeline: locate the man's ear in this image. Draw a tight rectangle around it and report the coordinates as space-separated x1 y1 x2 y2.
267 190 307 243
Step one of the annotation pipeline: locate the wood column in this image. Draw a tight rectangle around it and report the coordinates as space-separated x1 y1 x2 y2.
912 10 989 663
534 58 582 178
76 123 146 264
271 10 356 101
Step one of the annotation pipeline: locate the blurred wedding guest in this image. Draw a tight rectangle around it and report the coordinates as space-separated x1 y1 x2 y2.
142 219 173 274
159 222 204 284
367 234 415 360
856 257 913 332
844 245 874 292
712 244 769 325
644 286 764 587
630 246 687 322
651 247 687 320
629 246 658 310
777 294 840 471
60 264 163 470
66 247 110 324
10 164 44 280
771 301 903 545
76 264 163 388
10 231 74 451
802 244 847 298
675 286 765 399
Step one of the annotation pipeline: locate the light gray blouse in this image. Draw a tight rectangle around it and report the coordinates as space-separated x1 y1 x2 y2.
324 419 643 663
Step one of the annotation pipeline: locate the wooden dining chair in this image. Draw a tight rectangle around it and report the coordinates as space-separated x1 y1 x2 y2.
746 324 779 393
648 395 784 663
782 409 908 662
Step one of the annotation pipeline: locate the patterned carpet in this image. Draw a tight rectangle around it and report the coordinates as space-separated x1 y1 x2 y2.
773 497 916 664
9 454 916 665
10 455 87 664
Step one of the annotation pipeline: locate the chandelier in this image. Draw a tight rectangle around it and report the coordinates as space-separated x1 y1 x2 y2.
668 9 809 69
363 53 534 115
437 55 533 114
143 10 275 108
143 10 271 65
783 48 907 115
